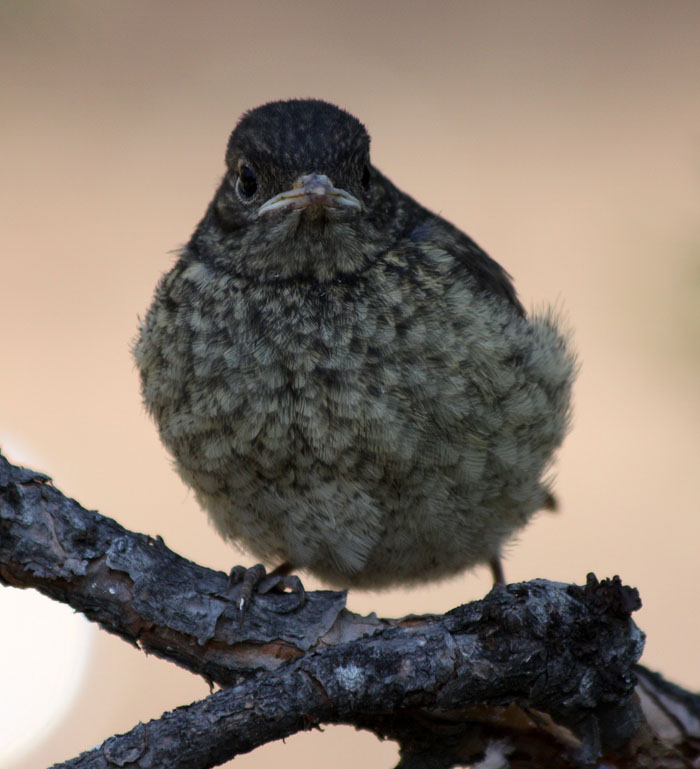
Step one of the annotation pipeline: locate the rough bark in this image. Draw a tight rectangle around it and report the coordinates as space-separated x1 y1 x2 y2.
0 450 697 768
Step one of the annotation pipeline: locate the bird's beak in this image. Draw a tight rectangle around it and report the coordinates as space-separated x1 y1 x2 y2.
258 173 362 217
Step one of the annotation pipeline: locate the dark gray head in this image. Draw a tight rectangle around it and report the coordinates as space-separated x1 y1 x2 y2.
199 99 402 280
227 99 370 184
218 100 373 227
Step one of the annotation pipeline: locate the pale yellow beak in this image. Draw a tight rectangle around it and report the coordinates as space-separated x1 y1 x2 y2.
258 173 362 217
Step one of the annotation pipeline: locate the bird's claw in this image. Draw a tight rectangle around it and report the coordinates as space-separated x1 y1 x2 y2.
227 563 306 625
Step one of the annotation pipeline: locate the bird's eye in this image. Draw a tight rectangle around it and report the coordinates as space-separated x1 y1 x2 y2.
361 164 371 190
236 164 258 199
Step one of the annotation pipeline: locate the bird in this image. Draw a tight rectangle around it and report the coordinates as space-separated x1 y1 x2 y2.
134 98 576 601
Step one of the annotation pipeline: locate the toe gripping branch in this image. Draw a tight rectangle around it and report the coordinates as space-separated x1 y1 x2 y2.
227 563 306 624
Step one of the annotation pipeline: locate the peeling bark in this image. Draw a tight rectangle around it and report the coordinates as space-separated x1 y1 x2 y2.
1 451 696 769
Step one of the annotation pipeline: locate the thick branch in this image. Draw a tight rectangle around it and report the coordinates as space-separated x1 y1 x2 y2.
0 450 687 769
0 451 348 683
47 665 700 769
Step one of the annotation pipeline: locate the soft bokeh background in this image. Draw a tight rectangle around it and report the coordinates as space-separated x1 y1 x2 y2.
1 1 698 767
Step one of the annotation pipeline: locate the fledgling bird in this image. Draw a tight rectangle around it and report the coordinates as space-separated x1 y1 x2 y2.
134 99 576 593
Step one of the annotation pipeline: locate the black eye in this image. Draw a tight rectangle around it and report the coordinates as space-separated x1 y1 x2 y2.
361 164 371 190
236 164 258 199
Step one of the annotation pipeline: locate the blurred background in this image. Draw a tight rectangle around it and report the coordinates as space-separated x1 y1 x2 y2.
1 1 698 767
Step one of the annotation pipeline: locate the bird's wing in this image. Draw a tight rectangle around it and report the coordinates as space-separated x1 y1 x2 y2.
406 207 525 316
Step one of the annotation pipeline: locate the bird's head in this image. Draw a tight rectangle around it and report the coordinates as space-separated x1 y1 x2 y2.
199 99 401 281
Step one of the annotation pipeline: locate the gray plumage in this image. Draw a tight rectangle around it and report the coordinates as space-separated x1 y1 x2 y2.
134 99 576 589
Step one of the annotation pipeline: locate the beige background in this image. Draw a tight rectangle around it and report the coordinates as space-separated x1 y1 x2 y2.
1 2 699 767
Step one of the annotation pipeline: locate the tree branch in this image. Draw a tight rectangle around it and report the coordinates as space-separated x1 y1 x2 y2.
0 450 695 768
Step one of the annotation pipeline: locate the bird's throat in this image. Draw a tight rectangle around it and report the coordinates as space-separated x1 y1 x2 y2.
239 217 371 282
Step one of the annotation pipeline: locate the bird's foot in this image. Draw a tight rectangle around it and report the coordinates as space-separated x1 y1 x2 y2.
227 562 305 625
489 556 506 586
